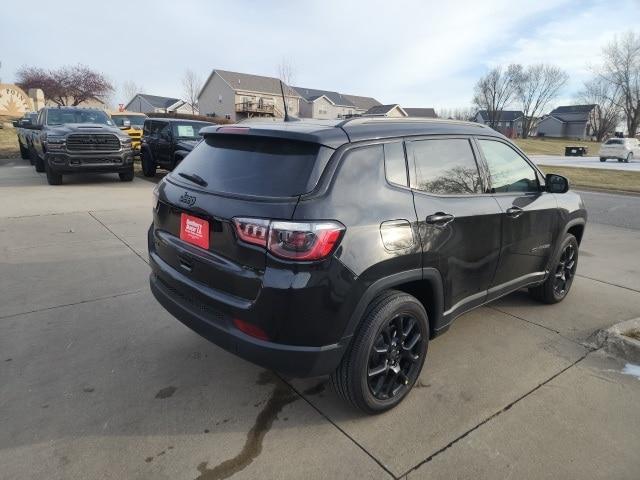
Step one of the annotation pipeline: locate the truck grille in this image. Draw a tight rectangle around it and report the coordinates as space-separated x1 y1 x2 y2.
66 134 121 152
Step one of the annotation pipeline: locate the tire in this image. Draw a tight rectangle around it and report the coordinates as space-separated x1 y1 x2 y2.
141 149 157 177
331 290 429 414
618 158 623 162
19 142 29 160
529 234 578 304
119 168 134 182
34 153 45 173
599 157 606 162
45 163 62 185
625 152 632 163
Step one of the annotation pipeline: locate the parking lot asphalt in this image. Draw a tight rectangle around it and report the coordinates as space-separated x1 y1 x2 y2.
531 154 640 171
1 159 639 480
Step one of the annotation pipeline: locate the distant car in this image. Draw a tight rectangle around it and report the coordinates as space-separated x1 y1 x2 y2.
14 112 39 160
599 137 640 163
109 111 147 155
140 118 212 177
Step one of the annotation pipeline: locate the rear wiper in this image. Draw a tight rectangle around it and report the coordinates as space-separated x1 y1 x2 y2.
178 172 208 187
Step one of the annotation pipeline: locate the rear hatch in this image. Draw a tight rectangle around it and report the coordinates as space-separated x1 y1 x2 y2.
152 132 332 302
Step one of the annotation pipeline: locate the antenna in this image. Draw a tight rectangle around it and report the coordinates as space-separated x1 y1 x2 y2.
279 80 299 122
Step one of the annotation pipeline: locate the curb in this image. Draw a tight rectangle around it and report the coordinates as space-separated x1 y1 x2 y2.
590 318 640 364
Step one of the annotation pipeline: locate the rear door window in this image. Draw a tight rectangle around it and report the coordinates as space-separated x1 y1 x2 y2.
407 138 482 194
171 134 322 197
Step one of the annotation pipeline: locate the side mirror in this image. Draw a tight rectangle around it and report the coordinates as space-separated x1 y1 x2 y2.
546 173 569 194
123 120 131 128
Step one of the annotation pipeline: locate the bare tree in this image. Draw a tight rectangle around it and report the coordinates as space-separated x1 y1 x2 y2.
578 77 622 141
16 64 113 106
181 70 202 114
121 80 143 105
277 58 295 88
601 31 640 136
437 107 475 121
473 65 520 130
515 64 568 138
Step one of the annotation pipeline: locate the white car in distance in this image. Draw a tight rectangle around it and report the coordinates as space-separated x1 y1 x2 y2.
599 137 640 163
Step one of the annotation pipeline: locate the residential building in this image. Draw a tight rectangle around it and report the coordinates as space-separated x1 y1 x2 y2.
342 94 382 116
404 108 437 118
536 104 599 139
364 104 408 117
197 69 299 121
294 87 356 119
474 110 524 138
125 94 190 114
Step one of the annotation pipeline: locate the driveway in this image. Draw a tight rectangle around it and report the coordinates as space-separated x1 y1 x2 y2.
1 159 639 479
531 154 640 171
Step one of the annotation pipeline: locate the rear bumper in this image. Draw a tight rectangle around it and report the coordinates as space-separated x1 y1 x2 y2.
149 250 348 378
46 151 134 173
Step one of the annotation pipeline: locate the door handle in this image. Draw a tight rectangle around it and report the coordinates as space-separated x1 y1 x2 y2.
426 213 455 226
506 206 524 218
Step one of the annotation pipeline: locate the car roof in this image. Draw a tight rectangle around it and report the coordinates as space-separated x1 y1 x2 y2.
200 117 500 149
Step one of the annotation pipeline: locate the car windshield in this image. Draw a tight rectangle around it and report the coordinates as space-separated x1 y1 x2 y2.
47 109 113 126
111 115 146 127
172 122 209 139
604 139 623 145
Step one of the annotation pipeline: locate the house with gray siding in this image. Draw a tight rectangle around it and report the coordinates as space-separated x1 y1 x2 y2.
404 108 437 118
473 110 524 138
125 94 190 114
536 104 598 139
342 94 382 116
294 87 357 119
197 69 300 121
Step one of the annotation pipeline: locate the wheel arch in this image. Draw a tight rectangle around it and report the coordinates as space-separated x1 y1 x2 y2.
344 268 445 342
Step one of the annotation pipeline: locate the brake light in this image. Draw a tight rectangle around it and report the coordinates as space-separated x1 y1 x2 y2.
217 126 250 134
232 218 345 261
232 218 269 246
233 318 269 340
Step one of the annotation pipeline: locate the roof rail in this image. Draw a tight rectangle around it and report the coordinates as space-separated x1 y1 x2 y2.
337 116 489 129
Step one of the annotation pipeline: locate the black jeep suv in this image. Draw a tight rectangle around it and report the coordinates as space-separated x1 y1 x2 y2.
140 118 212 177
148 118 587 413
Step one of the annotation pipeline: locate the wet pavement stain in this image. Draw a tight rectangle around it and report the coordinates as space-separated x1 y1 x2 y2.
5 358 12 362
195 371 298 480
155 386 177 399
415 380 431 388
41 404 49 409
303 380 327 396
83 387 95 393
145 457 154 463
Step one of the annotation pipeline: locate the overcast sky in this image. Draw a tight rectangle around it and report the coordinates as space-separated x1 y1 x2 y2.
1 0 638 110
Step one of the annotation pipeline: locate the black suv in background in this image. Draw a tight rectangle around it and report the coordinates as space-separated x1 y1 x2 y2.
148 118 587 413
140 118 213 177
28 107 134 185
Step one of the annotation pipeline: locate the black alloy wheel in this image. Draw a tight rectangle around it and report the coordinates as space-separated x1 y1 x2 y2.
553 242 576 296
367 313 424 400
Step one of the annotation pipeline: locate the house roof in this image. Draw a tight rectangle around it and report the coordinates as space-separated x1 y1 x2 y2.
132 94 183 110
364 104 407 116
477 110 524 122
404 107 437 118
549 105 597 123
293 87 355 107
342 94 382 111
214 69 298 97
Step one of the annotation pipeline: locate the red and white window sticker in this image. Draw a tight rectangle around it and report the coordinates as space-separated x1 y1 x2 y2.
180 213 210 249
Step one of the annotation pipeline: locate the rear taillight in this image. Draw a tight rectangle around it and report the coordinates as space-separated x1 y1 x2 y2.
232 218 345 261
233 318 269 341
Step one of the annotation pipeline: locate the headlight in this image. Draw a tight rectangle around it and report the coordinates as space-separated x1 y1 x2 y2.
120 136 132 148
46 135 65 150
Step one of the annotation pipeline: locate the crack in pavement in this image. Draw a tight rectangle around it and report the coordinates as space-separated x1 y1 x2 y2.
87 211 149 266
575 273 640 294
399 351 591 478
0 289 144 320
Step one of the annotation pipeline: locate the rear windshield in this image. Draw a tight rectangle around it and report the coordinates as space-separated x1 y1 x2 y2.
605 139 623 145
171 134 321 197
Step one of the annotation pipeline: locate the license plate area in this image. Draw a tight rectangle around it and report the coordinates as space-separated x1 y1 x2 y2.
180 213 210 249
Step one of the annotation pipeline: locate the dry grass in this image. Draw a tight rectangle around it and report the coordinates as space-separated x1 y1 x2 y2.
515 137 598 156
0 127 20 158
539 165 640 193
623 328 640 341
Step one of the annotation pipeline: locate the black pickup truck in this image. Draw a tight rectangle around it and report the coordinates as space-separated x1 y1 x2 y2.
140 118 212 177
28 107 134 185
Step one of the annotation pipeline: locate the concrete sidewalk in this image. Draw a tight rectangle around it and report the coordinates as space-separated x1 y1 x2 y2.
1 161 639 479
